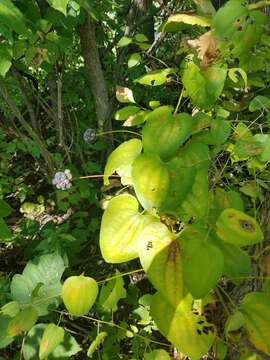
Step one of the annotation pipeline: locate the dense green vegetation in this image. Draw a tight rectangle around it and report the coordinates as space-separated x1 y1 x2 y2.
0 0 270 359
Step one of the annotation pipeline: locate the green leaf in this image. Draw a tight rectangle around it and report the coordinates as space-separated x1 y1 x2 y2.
87 332 107 358
215 241 251 280
0 45 12 77
117 36 132 48
144 349 170 360
23 323 81 360
7 306 38 337
0 218 12 241
151 292 216 360
249 95 270 112
182 60 227 109
193 119 231 145
228 68 248 88
162 13 211 32
240 292 270 355
114 106 141 121
104 139 142 186
254 134 270 162
181 224 224 298
128 53 142 68
142 107 195 160
47 0 69 15
139 222 186 306
0 199 13 217
132 154 170 210
0 315 14 349
134 33 149 42
99 195 156 263
216 208 263 247
134 68 176 86
99 272 126 312
39 324 65 360
77 0 100 20
0 0 29 36
10 253 65 316
225 311 245 335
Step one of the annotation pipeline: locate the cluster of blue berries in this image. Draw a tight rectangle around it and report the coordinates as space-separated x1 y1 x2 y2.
52 169 72 190
83 128 96 144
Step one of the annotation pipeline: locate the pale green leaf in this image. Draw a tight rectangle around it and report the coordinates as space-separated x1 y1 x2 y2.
135 68 176 86
128 53 141 68
162 13 211 32
99 272 126 312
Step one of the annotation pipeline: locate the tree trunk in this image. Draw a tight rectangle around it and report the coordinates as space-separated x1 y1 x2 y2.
79 14 110 132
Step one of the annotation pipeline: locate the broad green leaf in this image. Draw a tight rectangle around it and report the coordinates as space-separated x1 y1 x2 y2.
254 134 270 162
161 153 196 211
0 45 12 77
144 349 170 360
225 311 245 335
181 224 224 298
116 86 135 103
0 199 12 217
249 95 270 112
123 110 150 127
151 292 216 360
47 0 69 15
213 339 228 360
87 332 107 358
149 100 160 109
214 240 251 280
240 292 270 355
182 60 227 109
128 53 141 68
77 0 100 20
39 324 65 360
99 272 126 312
134 33 148 42
162 13 211 32
216 208 263 247
132 154 170 210
99 195 156 263
134 68 176 86
142 108 194 160
103 139 142 186
10 253 65 316
117 36 132 48
7 306 38 337
1 301 20 317
0 218 12 241
139 222 186 306
0 0 29 36
193 119 231 145
114 106 141 121
0 315 13 349
23 323 81 360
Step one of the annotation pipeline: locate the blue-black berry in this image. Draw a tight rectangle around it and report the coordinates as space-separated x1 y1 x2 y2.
83 128 96 144
52 169 72 190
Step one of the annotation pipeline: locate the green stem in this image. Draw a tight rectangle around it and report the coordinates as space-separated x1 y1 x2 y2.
248 0 270 10
98 130 141 137
97 268 144 284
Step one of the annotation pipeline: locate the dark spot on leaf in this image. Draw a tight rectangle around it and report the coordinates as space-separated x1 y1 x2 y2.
197 320 204 325
237 26 243 31
146 241 153 251
239 219 255 232
151 188 156 191
151 80 155 85
167 241 180 263
197 329 202 335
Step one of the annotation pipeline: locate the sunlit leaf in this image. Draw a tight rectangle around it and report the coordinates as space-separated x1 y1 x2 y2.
134 68 176 86
100 195 156 263
151 292 216 360
144 349 170 360
104 139 142 186
117 36 132 48
162 13 211 32
240 292 270 355
142 107 195 160
115 106 141 121
216 208 263 247
132 154 170 210
116 86 135 103
139 222 186 306
128 53 142 68
39 324 65 360
47 0 69 15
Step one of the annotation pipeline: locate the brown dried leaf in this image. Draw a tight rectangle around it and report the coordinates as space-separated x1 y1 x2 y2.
187 31 218 69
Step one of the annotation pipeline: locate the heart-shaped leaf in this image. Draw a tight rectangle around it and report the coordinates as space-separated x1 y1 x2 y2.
100 195 156 263
104 139 142 186
142 107 194 160
240 292 270 355
39 324 65 360
139 222 186 306
216 208 263 247
132 154 170 210
181 224 224 298
134 68 176 86
151 292 216 360
98 271 126 313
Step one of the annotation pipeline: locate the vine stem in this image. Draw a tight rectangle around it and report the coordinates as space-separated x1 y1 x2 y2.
57 310 170 347
173 88 184 115
248 0 270 9
98 130 141 137
97 268 144 284
74 174 121 180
